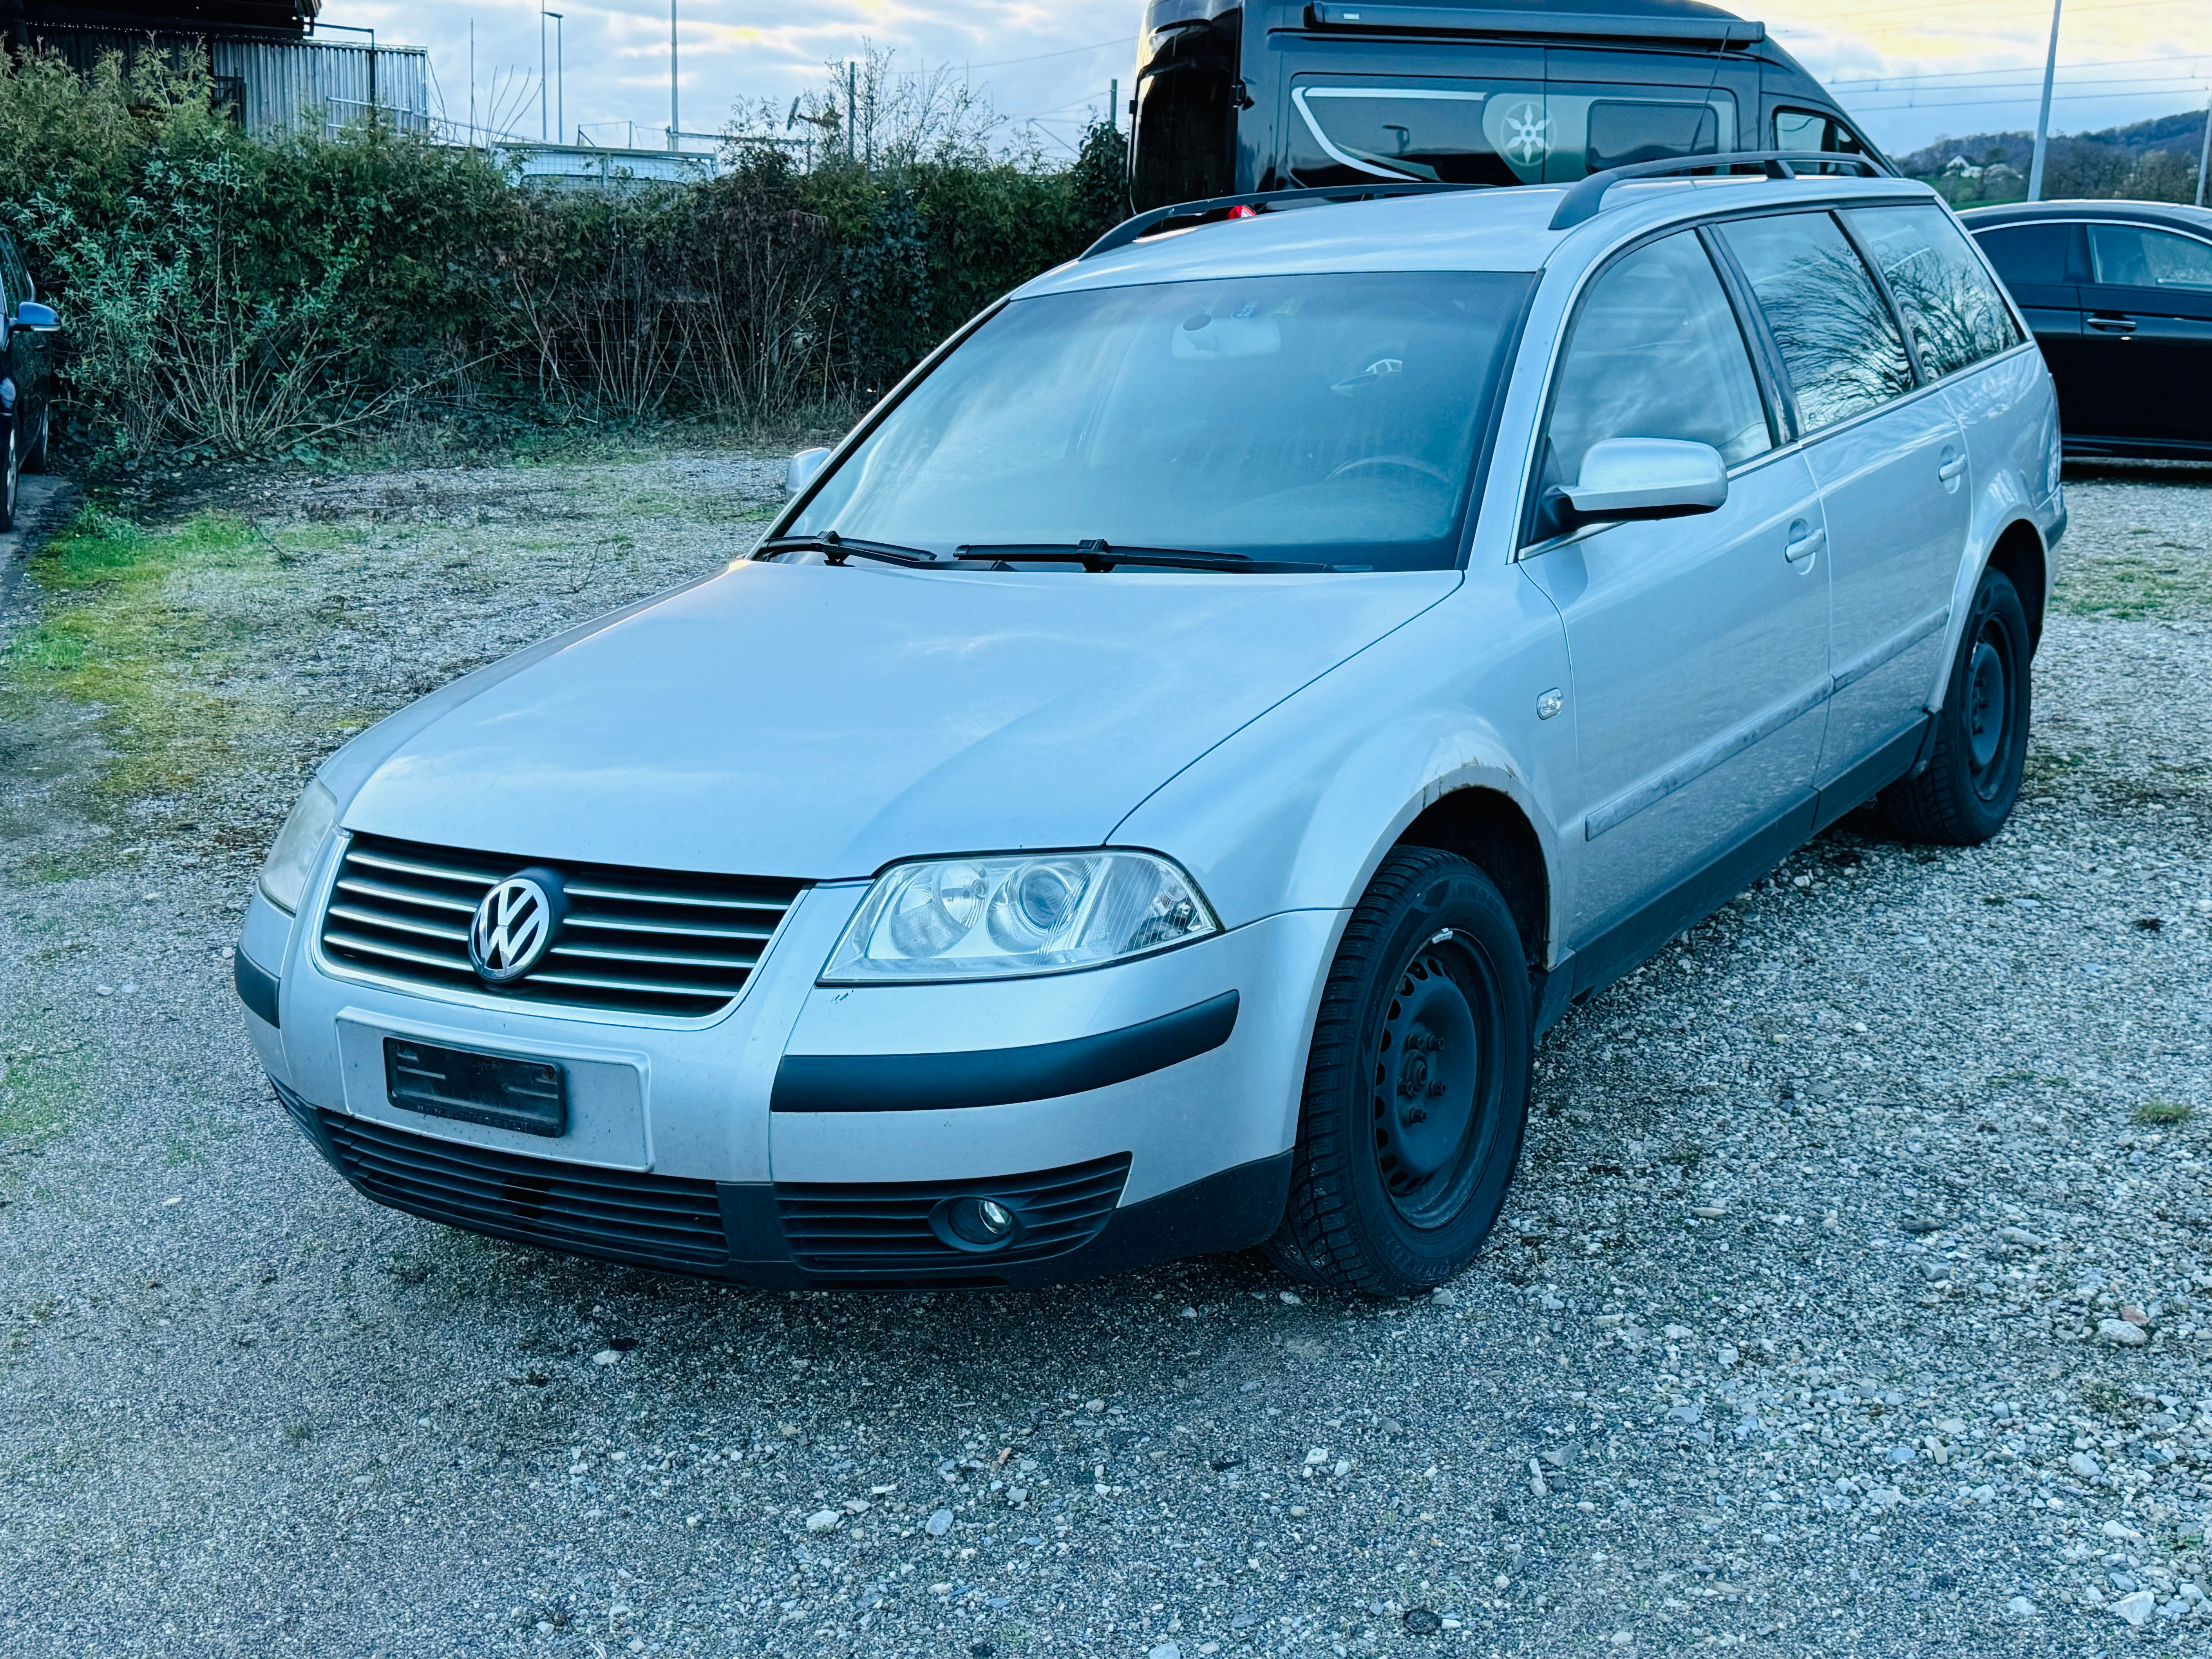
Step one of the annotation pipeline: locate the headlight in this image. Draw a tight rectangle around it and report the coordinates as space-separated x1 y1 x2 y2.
821 851 1218 983
257 780 338 914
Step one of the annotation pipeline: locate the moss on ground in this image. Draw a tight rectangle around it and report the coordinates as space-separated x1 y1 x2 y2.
0 509 372 871
0 1041 89 1145
2055 542 2212 620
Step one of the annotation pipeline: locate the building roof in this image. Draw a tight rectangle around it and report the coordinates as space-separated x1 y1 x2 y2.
18 0 312 38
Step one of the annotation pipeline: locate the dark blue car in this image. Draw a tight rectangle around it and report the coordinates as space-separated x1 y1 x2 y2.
0 225 58 531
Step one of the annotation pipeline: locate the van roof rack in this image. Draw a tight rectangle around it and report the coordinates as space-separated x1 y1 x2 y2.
1080 149 1887 261
1080 181 1484 260
1548 149 1884 229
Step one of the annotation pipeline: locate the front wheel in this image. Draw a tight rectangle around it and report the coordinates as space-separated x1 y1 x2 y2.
1266 848 1532 1296
1877 567 2031 845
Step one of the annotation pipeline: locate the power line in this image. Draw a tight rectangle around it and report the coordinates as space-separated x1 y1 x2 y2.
1831 53 2210 88
963 36 1125 72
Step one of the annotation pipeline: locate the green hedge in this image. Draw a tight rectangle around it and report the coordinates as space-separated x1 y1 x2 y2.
0 49 1130 467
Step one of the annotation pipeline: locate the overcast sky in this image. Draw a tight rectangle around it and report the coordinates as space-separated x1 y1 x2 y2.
331 0 2210 159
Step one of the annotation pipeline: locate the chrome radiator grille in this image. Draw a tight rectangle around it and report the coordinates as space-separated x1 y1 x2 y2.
319 833 805 1018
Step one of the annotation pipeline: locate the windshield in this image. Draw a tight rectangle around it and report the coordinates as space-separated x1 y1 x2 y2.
787 271 1535 572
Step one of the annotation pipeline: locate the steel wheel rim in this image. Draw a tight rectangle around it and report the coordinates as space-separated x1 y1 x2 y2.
1370 938 1502 1230
1965 626 2011 795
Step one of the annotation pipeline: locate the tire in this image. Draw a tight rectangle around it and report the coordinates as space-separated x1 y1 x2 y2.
1265 847 1533 1297
0 420 19 535
1877 568 2031 845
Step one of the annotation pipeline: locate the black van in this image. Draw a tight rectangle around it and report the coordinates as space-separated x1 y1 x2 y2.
1130 0 1887 212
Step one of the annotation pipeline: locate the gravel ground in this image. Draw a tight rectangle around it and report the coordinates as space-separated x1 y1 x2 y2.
2 449 2210 1659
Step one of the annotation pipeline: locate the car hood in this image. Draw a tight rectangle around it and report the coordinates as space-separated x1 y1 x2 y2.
336 559 1457 878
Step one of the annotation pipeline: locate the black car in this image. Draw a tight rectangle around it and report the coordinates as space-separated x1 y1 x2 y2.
1128 0 1887 213
0 225 57 531
1963 199 2212 461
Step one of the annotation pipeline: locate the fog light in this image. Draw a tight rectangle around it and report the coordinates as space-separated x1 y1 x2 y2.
931 1195 1022 1253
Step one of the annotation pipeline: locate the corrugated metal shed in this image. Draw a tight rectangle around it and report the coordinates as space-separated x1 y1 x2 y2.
211 38 429 136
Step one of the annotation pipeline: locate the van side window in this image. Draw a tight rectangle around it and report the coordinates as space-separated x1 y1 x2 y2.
1716 213 1913 431
1844 204 2019 377
1529 232 1771 543
2088 223 2212 292
1772 108 1869 174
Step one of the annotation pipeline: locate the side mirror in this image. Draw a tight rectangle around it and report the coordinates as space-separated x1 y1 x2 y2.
785 447 832 498
13 300 58 332
1563 438 1727 522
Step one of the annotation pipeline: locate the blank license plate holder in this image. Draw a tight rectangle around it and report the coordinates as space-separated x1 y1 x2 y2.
383 1037 568 1138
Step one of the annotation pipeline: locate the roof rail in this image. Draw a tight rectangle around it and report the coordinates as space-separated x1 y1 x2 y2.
1548 149 1885 230
1303 3 1765 45
1080 181 1483 260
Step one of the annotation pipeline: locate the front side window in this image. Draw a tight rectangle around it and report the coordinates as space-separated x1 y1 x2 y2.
1846 204 2019 378
1529 231 1771 542
1772 107 1872 175
792 271 1535 572
1717 212 1914 431
2088 223 2212 292
1287 81 1731 188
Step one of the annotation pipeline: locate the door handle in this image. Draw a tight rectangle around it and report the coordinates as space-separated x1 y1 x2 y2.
2087 315 2137 333
1937 452 1967 483
1784 520 1825 562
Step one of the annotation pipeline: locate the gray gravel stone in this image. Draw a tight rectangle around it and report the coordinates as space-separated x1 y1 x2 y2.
2 454 2211 1655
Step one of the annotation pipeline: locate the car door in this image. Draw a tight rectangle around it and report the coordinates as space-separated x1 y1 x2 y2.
1515 229 1829 987
1972 219 2090 426
1716 208 1968 790
2074 220 2212 446
0 234 46 456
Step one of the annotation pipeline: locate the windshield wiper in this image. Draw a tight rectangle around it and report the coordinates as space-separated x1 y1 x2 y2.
955 540 1330 574
757 531 947 568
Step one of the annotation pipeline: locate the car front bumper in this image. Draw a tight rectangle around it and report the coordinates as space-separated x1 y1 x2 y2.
239 860 1334 1288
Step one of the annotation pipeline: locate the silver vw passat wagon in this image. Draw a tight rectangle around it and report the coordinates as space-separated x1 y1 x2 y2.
237 160 2060 1296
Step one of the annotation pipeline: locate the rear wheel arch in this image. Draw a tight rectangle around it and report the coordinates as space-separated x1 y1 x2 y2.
1985 519 2048 651
1395 787 1551 972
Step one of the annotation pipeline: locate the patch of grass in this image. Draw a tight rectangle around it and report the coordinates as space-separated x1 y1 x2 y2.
2136 1099 2193 1126
0 507 365 867
2055 551 2212 620
0 1042 91 1144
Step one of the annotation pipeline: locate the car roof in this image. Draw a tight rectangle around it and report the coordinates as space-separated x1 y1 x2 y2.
1959 199 2212 237
1022 173 1946 297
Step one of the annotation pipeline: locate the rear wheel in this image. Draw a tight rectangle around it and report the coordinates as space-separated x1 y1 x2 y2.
1877 568 2031 845
1266 848 1532 1296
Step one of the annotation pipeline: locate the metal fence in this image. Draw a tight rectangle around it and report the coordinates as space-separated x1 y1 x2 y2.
210 39 431 138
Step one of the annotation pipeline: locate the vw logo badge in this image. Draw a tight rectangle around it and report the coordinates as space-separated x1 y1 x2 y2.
468 869 565 984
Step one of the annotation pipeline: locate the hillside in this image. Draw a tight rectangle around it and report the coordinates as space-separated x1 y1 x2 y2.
1901 107 2208 206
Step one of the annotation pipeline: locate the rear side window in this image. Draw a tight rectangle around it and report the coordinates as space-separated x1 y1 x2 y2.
1717 213 1913 431
2087 223 2212 292
1530 231 1771 541
1846 204 2019 378
1975 222 2072 286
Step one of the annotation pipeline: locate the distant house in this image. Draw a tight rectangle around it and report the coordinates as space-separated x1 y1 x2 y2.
5 0 429 136
1941 155 1985 181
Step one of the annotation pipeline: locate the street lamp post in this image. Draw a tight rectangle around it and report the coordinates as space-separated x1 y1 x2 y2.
669 0 679 151
548 12 563 145
539 2 546 142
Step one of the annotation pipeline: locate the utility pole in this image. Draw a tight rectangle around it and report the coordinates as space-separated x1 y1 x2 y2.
539 2 546 141
669 0 679 151
847 60 857 163
548 12 563 144
2197 92 2210 208
2026 0 2063 202
468 20 475 145
1109 78 1118 139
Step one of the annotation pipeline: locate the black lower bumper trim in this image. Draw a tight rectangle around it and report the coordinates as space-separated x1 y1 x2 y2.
769 990 1239 1113
234 949 280 1028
